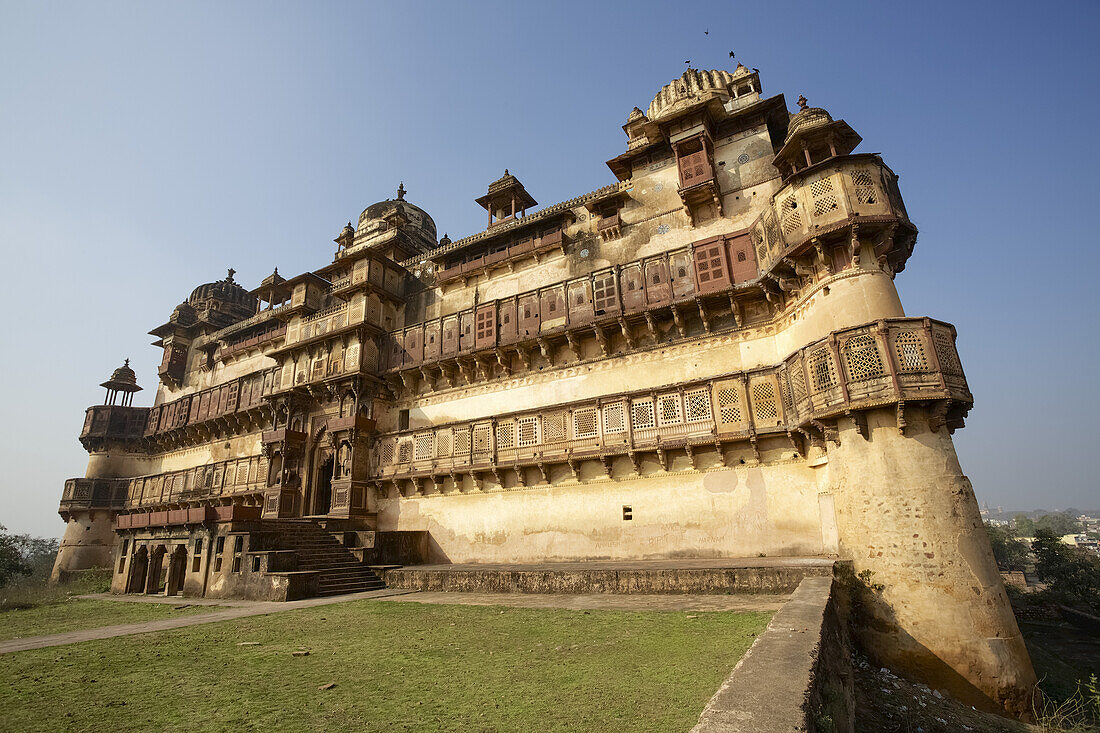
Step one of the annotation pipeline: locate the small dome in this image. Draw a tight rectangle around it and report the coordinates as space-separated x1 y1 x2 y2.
100 358 142 393
785 96 834 143
647 68 736 121
188 269 255 310
627 106 647 123
109 359 137 386
169 300 197 326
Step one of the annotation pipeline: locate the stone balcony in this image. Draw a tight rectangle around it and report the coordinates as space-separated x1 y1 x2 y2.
79 405 149 451
374 317 970 492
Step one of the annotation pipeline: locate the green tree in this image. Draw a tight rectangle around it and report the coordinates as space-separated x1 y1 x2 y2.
1034 512 1082 537
1012 514 1036 537
986 523 1029 570
0 525 32 587
1031 529 1100 609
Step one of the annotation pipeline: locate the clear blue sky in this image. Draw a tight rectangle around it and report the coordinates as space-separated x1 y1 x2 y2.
2 1 1097 537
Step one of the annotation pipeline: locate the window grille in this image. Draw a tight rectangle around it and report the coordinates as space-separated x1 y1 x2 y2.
808 347 837 391
779 192 802 235
573 408 598 439
380 439 395 465
236 464 249 485
517 416 540 447
593 273 618 312
435 429 452 458
933 332 964 376
631 399 656 430
366 296 380 324
496 420 515 450
657 393 683 426
344 344 360 372
414 433 434 461
716 382 742 425
893 331 928 372
779 373 794 414
397 440 412 463
602 402 626 433
473 424 491 453
843 335 884 381
851 170 878 205
810 177 839 217
453 427 470 456
790 362 808 403
684 388 712 423
349 299 364 322
475 308 495 341
751 381 779 422
543 412 566 442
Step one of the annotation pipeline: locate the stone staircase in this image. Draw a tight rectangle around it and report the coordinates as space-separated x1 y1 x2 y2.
274 520 386 597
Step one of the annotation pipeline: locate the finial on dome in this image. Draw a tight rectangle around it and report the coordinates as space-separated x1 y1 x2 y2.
226 267 236 282
397 182 406 200
797 95 808 110
124 358 130 368
504 169 509 175
273 267 278 275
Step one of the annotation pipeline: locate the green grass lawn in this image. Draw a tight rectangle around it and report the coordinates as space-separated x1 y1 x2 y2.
0 599 218 642
0 600 770 732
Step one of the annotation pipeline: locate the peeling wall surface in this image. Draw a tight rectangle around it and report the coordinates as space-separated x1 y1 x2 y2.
53 64 1035 713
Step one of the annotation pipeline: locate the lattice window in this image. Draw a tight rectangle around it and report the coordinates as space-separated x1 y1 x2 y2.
790 362 808 404
453 428 470 456
475 308 495 341
779 372 794 414
592 273 617 313
380 439 395 465
852 170 878 205
602 402 626 434
543 412 566 442
751 381 779 422
496 420 515 450
397 439 412 464
631 399 656 430
684 388 712 423
779 192 802 235
716 383 742 425
843 335 884 381
893 331 928 372
933 332 964 376
517 416 540 447
414 433 434 461
808 347 837 391
573 408 598 439
236 464 249 485
473 424 491 453
810 176 839 217
656 393 683 426
435 429 452 458
344 344 360 372
365 296 380 324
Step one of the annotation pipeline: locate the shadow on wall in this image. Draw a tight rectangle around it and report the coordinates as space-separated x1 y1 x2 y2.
837 563 1036 719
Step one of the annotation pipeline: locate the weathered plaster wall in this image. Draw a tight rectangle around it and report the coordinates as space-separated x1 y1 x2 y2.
377 456 827 563
50 513 117 580
825 406 1036 715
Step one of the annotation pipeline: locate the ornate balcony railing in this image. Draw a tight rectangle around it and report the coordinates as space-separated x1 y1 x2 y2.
79 406 149 449
58 478 130 517
374 318 970 486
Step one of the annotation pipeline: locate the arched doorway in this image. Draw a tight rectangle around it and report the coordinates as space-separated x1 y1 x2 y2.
166 545 188 596
145 545 167 594
314 453 334 516
127 546 148 594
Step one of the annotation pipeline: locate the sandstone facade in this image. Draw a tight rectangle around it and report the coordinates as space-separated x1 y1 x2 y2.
52 65 1035 712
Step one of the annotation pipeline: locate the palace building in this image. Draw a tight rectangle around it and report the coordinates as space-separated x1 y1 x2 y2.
52 65 1035 713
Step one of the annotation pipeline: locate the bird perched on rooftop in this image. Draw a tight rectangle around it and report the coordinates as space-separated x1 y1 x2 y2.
729 51 735 58
704 29 708 35
685 60 691 65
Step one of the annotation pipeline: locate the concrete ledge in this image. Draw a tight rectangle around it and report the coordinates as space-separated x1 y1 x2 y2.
693 576 847 732
381 558 835 596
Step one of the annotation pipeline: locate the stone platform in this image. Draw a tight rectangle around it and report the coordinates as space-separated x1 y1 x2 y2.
377 556 837 595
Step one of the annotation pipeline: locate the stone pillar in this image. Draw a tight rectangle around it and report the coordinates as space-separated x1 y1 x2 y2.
825 405 1036 716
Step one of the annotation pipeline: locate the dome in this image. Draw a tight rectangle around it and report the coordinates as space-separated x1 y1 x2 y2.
169 300 197 326
356 184 437 240
188 268 255 311
785 96 834 143
647 68 737 121
100 358 142 394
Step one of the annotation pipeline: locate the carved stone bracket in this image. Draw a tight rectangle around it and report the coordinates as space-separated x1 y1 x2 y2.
670 305 686 338
811 419 841 446
566 457 580 481
695 299 712 333
848 224 861 267
644 311 659 341
685 444 698 470
599 455 613 479
627 451 642 475
847 410 868 440
418 367 435 393
565 331 582 361
592 325 609 357
514 466 527 488
536 337 553 362
656 448 669 472
928 399 952 433
536 462 550 484
515 345 532 372
895 401 907 435
618 318 635 350
495 348 512 376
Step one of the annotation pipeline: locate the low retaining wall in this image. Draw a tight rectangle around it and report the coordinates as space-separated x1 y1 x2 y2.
692 576 854 732
381 560 834 595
